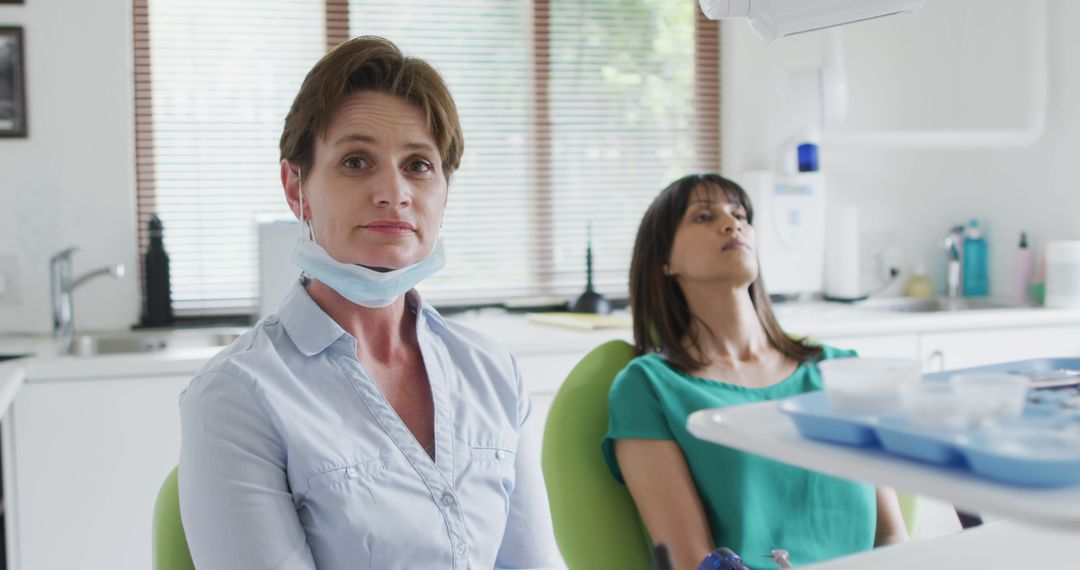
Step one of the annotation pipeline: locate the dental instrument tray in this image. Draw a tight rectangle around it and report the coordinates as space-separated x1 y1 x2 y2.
922 357 1080 389
779 358 1080 488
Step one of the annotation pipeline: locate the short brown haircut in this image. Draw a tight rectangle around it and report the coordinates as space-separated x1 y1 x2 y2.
279 36 464 179
629 173 822 372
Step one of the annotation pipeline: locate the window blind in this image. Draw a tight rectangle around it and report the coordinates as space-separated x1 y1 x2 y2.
135 0 324 316
135 0 720 315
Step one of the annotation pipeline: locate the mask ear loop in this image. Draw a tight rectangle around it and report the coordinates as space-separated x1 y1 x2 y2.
296 167 318 245
296 167 317 286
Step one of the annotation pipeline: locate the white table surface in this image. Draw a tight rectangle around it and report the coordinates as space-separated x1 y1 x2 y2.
803 520 1075 569
687 400 1080 531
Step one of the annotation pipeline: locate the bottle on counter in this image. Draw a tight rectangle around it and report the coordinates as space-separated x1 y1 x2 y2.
904 260 934 299
1029 249 1046 306
1014 231 1033 305
141 215 174 327
962 219 989 298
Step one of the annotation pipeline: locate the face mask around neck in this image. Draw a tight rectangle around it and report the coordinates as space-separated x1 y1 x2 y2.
290 169 445 307
290 235 446 308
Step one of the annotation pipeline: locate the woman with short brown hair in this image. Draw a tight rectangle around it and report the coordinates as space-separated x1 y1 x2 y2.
179 37 558 570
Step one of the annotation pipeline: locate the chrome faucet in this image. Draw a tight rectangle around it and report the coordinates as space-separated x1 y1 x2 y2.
944 226 964 298
50 247 125 354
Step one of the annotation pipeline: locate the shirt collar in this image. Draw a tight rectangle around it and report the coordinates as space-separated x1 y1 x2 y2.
276 279 448 357
406 288 448 330
277 279 350 357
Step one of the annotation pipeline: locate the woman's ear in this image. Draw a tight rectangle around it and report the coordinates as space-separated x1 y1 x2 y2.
281 159 304 221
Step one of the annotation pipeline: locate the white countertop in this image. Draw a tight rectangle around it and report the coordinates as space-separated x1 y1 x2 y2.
450 302 1080 355
774 301 1080 337
3 300 1080 383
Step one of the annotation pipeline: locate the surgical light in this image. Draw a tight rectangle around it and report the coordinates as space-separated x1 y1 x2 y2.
699 0 926 43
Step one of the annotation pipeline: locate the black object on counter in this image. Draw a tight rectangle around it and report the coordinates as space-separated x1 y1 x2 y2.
571 223 611 314
141 215 174 327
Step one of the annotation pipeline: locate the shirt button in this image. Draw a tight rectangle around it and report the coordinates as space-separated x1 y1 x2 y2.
457 543 467 555
440 492 456 507
345 467 358 478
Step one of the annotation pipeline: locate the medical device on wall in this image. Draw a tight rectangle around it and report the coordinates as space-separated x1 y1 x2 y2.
741 143 827 298
699 0 925 43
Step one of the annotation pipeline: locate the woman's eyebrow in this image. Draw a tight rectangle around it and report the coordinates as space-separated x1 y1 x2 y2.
404 141 438 154
332 133 377 147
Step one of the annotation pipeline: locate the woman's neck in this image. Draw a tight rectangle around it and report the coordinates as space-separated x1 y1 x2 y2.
679 280 771 364
305 278 412 362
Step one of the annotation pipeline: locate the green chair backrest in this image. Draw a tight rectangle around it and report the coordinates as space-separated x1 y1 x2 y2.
153 467 195 570
540 340 921 567
541 340 653 570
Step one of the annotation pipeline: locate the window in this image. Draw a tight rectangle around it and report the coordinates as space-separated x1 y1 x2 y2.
134 0 719 315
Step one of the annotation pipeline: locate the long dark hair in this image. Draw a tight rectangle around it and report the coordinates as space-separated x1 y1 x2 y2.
628 173 822 372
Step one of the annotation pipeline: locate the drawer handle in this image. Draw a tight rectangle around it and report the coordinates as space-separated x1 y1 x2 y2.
927 349 945 372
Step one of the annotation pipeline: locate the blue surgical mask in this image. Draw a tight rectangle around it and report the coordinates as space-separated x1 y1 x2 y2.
290 169 445 308
290 236 446 308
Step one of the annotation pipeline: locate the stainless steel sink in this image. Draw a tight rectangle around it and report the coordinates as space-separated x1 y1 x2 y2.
68 330 243 357
855 297 1026 313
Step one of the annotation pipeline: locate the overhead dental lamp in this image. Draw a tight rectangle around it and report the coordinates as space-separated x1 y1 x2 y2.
699 0 926 43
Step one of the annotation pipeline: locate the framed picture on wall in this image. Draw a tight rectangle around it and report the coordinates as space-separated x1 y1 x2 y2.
0 26 27 137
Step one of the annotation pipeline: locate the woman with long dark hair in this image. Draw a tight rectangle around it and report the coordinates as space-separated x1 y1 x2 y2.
601 174 908 569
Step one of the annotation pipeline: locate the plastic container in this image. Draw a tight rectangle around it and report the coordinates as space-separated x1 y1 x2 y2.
965 425 1080 487
962 219 989 297
904 379 968 430
818 358 921 416
1045 240 1080 309
904 260 933 299
779 392 879 446
951 373 1030 428
781 391 1080 487
875 415 967 466
781 358 1080 487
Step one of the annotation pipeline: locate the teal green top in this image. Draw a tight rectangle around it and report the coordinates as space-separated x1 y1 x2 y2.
601 345 876 569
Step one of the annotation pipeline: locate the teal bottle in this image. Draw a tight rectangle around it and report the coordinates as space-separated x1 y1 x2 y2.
963 219 989 297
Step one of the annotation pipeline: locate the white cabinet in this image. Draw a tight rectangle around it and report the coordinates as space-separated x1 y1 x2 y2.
818 325 1080 373
517 351 593 396
920 325 1080 373
518 351 593 439
4 375 189 570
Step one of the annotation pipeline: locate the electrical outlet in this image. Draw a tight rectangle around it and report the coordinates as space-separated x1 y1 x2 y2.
0 255 22 305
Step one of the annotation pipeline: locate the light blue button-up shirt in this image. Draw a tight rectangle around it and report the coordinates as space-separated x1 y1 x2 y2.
179 280 560 569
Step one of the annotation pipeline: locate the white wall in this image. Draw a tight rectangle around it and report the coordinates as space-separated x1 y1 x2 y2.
0 0 138 335
721 0 1078 298
2 0 1077 335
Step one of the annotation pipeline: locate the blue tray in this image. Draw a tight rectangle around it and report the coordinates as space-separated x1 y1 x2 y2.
779 391 1080 487
923 357 1080 389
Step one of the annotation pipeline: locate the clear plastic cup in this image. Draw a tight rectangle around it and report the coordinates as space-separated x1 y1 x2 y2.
818 358 921 416
951 373 1031 429
905 379 968 430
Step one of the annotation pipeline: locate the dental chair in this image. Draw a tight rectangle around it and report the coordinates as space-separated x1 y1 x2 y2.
152 467 195 570
541 340 920 570
542 340 653 569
